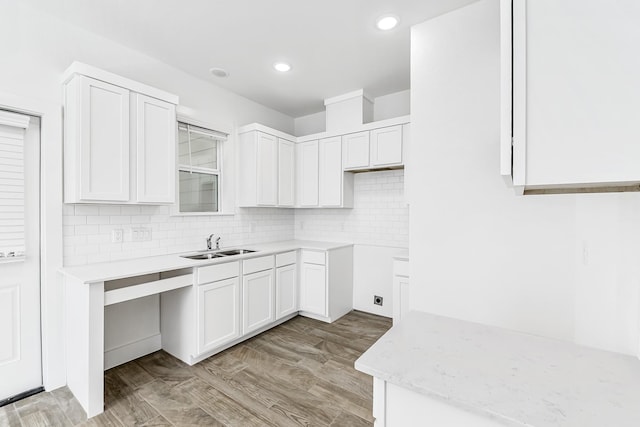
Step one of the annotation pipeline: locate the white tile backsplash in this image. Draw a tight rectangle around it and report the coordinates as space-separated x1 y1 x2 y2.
295 170 409 248
62 169 408 266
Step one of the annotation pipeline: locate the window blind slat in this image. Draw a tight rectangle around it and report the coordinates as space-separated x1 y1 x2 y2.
0 125 25 256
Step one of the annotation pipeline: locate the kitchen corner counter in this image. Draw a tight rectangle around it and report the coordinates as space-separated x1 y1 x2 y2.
355 311 640 427
59 239 352 284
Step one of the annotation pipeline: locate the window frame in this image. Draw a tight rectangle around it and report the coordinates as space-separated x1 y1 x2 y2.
174 119 227 216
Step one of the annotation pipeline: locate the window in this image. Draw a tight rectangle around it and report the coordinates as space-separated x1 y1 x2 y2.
177 122 227 214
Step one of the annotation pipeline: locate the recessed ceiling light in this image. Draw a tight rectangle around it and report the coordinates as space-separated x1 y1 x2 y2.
376 15 399 31
209 67 229 78
273 62 292 72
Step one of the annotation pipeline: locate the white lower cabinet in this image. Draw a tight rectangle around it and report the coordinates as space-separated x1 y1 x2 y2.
299 261 327 317
242 269 275 334
276 264 297 320
197 277 241 355
392 258 410 325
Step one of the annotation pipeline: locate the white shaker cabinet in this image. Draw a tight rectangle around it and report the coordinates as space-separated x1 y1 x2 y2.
392 257 410 325
197 277 241 355
133 94 176 203
296 140 319 207
370 125 403 168
299 246 353 323
63 63 178 204
256 132 278 205
319 136 353 207
278 138 295 207
275 261 297 320
343 131 370 170
64 75 131 202
501 0 640 193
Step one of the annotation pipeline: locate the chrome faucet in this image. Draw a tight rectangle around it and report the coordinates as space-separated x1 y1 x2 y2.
206 234 221 250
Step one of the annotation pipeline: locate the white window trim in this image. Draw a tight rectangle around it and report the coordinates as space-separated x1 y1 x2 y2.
173 118 229 216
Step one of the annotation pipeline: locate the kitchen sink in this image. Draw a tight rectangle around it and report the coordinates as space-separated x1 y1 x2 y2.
180 248 257 260
216 249 256 256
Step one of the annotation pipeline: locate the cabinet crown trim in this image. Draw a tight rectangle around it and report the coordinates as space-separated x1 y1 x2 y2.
62 61 179 105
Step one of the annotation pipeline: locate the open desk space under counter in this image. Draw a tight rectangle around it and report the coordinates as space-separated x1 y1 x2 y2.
60 240 353 418
355 311 640 427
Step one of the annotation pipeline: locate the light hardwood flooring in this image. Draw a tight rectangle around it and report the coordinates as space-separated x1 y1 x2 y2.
0 311 391 426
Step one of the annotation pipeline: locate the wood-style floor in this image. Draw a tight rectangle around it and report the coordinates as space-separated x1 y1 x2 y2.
0 311 391 426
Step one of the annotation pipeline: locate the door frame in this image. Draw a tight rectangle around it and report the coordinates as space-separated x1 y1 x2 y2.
0 92 64 391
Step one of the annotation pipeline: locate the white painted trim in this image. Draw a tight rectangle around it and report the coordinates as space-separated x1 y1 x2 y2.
237 122 296 141
103 334 162 370
324 89 374 106
499 0 513 185
0 110 30 128
296 115 411 143
512 0 527 190
104 274 192 306
0 91 65 392
62 61 179 105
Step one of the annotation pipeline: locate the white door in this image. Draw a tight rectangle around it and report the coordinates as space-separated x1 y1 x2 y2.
319 136 343 207
0 111 41 401
277 138 295 207
197 277 241 355
256 132 277 206
275 264 297 320
299 263 327 316
370 125 403 167
134 93 176 204
296 140 319 207
242 269 275 334
343 131 370 169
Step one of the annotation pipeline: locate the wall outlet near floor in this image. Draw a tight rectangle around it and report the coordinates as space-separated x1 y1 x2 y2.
111 229 123 243
131 227 152 242
373 295 383 306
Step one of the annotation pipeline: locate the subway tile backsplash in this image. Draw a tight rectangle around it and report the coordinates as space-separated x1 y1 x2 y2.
62 170 408 266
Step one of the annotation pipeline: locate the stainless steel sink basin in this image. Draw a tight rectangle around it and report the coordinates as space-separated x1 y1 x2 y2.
216 249 256 256
180 248 257 260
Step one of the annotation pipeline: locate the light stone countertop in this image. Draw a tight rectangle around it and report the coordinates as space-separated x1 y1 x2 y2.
355 310 640 427
60 239 352 284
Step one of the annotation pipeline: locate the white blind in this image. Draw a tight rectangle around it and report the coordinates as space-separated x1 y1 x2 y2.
0 111 30 260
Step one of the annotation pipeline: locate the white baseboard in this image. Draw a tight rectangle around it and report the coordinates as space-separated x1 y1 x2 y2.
104 334 161 370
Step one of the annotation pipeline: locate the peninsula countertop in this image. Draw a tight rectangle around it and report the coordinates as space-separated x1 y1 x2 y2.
355 311 640 426
60 239 352 283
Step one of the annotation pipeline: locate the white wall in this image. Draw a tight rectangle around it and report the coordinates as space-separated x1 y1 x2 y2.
373 90 410 122
410 0 640 356
294 111 326 136
295 170 408 315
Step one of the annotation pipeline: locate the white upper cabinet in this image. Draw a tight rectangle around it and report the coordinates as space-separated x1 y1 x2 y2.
238 125 296 207
278 138 295 207
501 0 640 194
256 132 278 205
342 125 403 171
63 62 178 204
296 140 319 207
370 125 403 167
343 131 370 170
133 94 176 204
319 136 343 207
65 76 131 202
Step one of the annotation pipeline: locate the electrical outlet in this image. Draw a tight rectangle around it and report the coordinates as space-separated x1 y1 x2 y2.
374 295 383 306
132 227 152 242
111 229 123 243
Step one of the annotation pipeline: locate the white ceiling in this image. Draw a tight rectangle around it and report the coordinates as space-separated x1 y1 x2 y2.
28 0 477 118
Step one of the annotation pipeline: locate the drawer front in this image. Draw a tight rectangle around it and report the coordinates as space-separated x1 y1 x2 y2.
243 255 275 275
197 261 240 285
393 259 409 277
276 251 297 267
301 250 325 265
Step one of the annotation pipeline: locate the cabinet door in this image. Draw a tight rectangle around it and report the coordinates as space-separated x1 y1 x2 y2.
299 263 327 316
296 140 319 207
343 131 370 170
197 277 241 355
278 139 295 207
79 76 130 201
370 125 403 167
319 136 342 207
134 94 176 203
256 132 278 206
392 276 410 325
242 269 275 334
275 264 297 320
